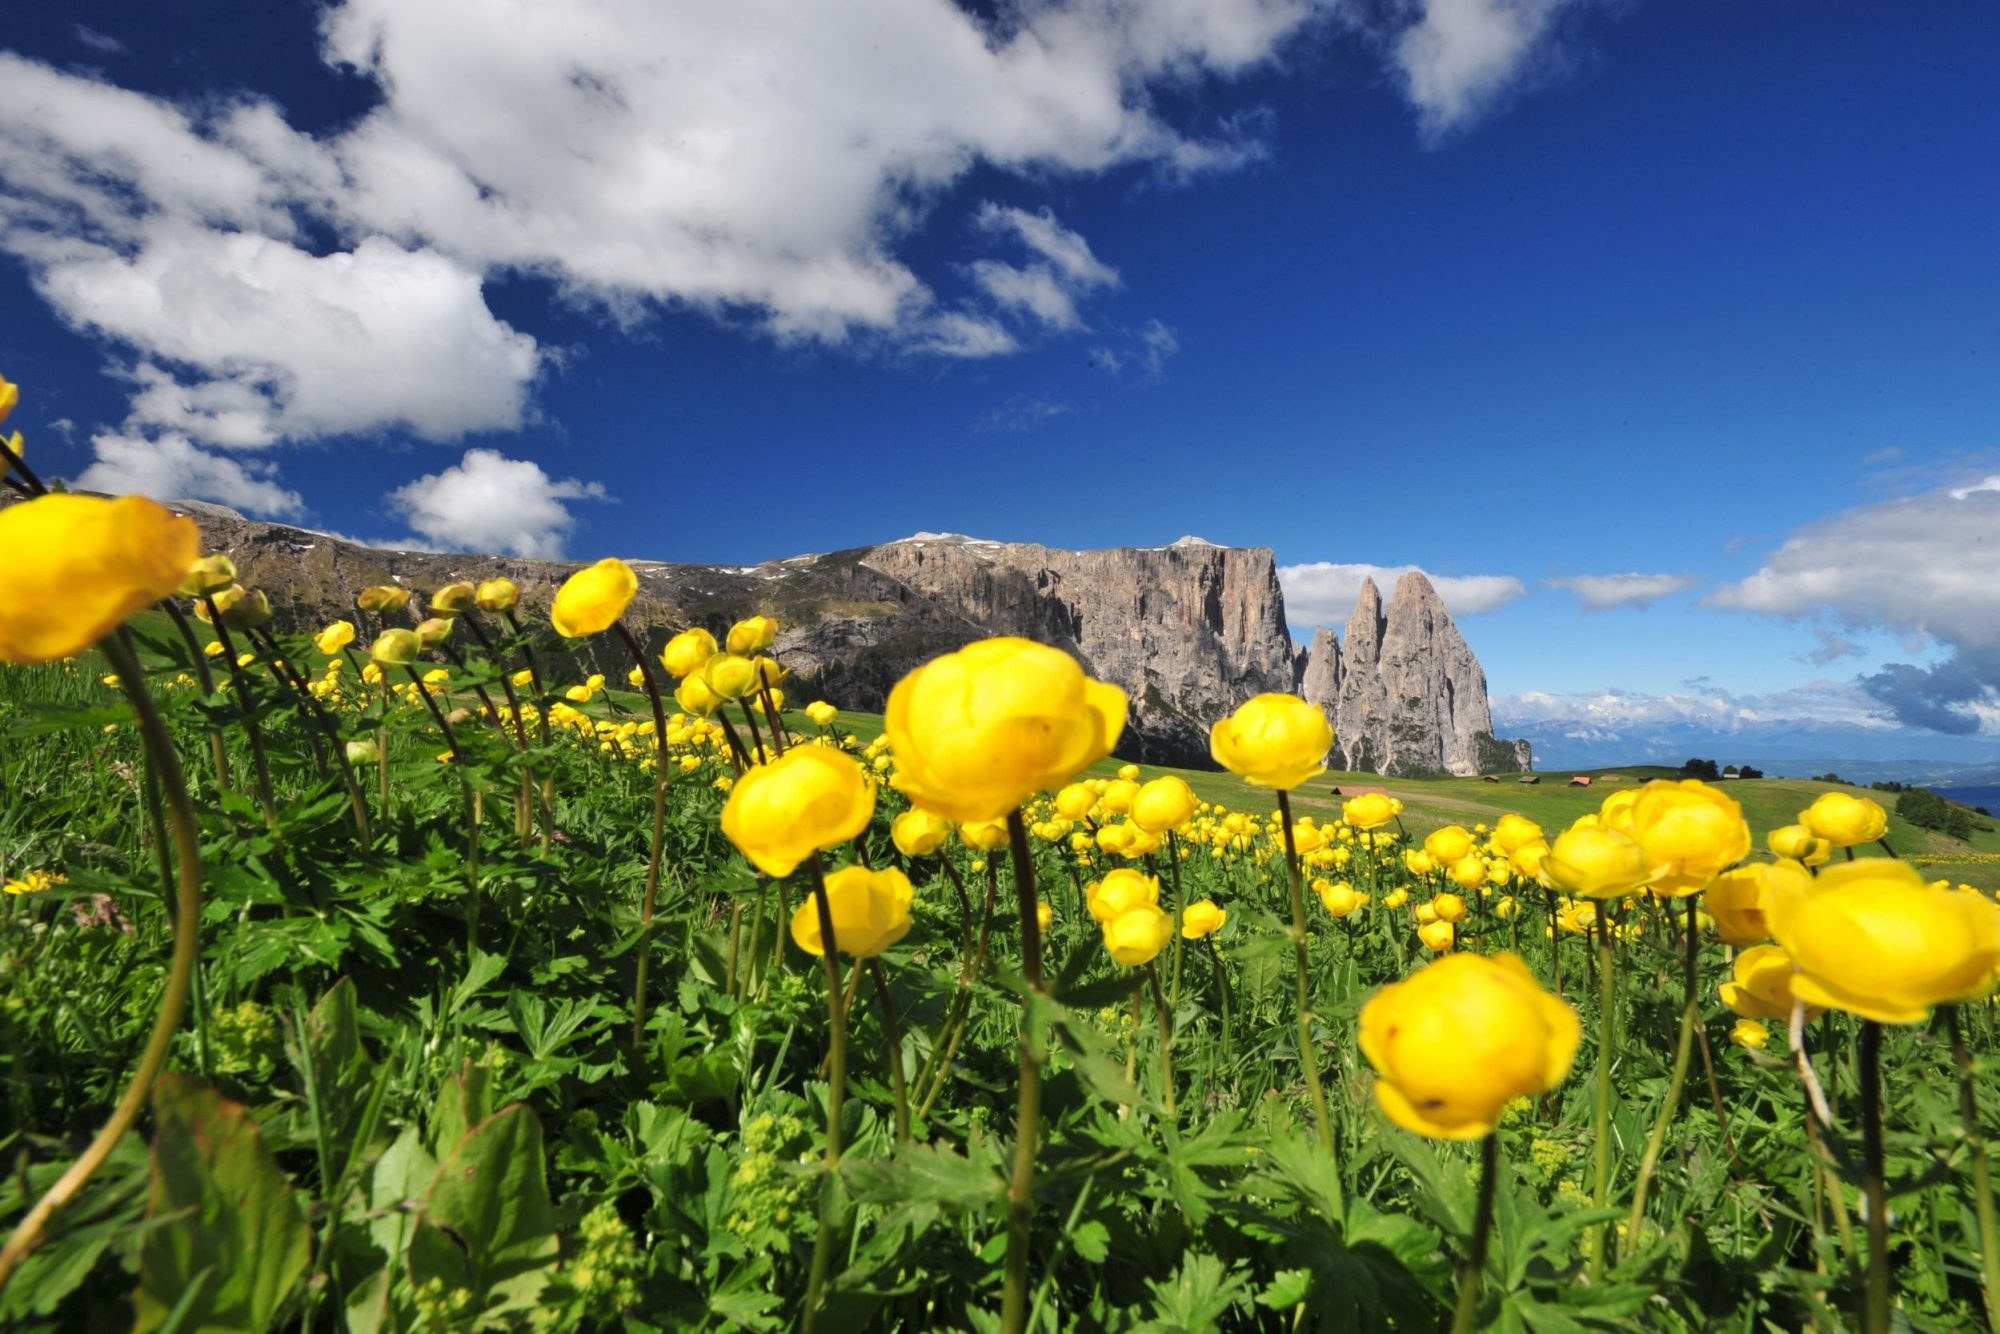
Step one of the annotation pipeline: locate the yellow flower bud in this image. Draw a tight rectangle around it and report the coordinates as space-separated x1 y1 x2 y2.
511 667 535 688
1359 953 1579 1138
726 615 779 655
660 627 717 679
1424 825 1475 864
1626 779 1751 897
1037 901 1054 932
414 617 453 649
1055 783 1098 821
885 637 1125 823
356 585 411 613
1102 904 1174 967
474 577 519 613
1728 1018 1770 1050
315 620 356 655
1099 778 1139 815
1130 776 1196 833
789 865 913 958
1448 855 1487 891
551 558 638 638
702 652 759 701
1706 860 1801 947
720 746 875 878
1432 893 1467 924
179 553 238 598
1342 791 1401 830
1181 899 1227 939
1542 822 1649 899
805 700 838 727
429 581 476 616
1798 791 1889 848
1087 867 1160 923
1208 694 1333 790
1318 880 1361 917
370 629 421 666
1490 813 1543 855
1718 944 1822 1022
958 819 1009 852
891 808 953 858
1417 919 1456 952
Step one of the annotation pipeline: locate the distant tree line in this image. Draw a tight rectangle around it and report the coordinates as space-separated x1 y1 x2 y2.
1678 758 1763 780
1897 787 1992 837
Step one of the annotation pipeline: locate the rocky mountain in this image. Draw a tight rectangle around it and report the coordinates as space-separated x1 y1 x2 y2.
153 504 1529 773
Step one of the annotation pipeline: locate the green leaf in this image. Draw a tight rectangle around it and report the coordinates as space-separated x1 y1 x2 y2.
1257 1267 1313 1310
135 1076 310 1334
407 1104 561 1321
344 1126 439 1334
842 1141 1004 1211
302 977 375 1181
427 1061 493 1157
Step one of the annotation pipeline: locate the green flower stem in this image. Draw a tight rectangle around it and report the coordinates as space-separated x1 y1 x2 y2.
868 961 911 1144
405 667 479 950
501 609 557 851
1001 809 1046 1334
0 632 202 1292
614 622 672 1049
1860 1019 1891 1334
1544 889 1562 998
1588 904 1618 1280
1276 791 1338 1165
203 600 277 827
250 626 371 843
801 854 849 1334
1165 831 1187 1012
1146 962 1177 1120
1450 1134 1501 1334
161 600 230 789
1625 894 1700 1245
1944 1006 2000 1332
916 857 997 1116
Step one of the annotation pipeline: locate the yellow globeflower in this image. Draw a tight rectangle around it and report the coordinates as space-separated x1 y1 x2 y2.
1359 952 1580 1139
430 581 477 615
720 746 876 878
1432 893 1468 924
674 675 719 717
726 615 779 655
1055 783 1098 821
1626 779 1751 896
805 700 839 727
0 372 16 425
1718 944 1822 1022
0 495 199 663
885 637 1126 823
1765 857 2000 1023
1130 776 1197 833
1448 855 1487 891
1417 919 1456 952
414 616 453 649
1087 867 1160 923
1424 825 1475 864
356 585 411 613
370 629 421 666
179 553 238 598
1729 1019 1770 1050
1103 904 1174 967
1182 899 1227 939
891 808 952 858
1490 813 1544 855
315 620 357 655
1318 880 1362 917
474 577 520 613
1209 694 1333 790
1798 791 1889 848
1706 860 1805 947
1343 791 1401 830
1541 821 1649 899
701 652 760 701
958 819 1010 852
660 627 717 679
550 558 638 638
790 864 914 958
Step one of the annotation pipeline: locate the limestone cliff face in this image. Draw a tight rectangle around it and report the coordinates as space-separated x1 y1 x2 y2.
1298 571 1531 776
139 504 1525 772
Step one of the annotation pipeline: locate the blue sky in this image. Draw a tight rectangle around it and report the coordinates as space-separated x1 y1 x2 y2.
4 1 1999 765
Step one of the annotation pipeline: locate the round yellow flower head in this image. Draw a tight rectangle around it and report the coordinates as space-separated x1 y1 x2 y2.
1359 952 1580 1139
891 808 952 858
1424 825 1475 864
805 700 839 727
345 739 380 765
1718 943 1822 1022
674 675 720 717
726 615 779 655
1130 776 1197 833
1431 893 1467 924
1706 859 1804 948
1490 813 1544 855
885 637 1126 823
426 581 474 616
212 585 272 631
1102 904 1174 967
551 558 638 638
179 553 238 598
511 667 534 688
1448 855 1487 891
1209 694 1333 790
315 620 357 655
721 746 876 878
1729 1019 1770 1051
1318 880 1362 917
1382 887 1410 910
0 495 198 663
414 617 454 650
790 864 913 958
1798 791 1889 849
1055 782 1098 822
1087 867 1160 923
370 629 421 666
474 577 519 613
1626 779 1751 897
1404 849 1436 877
1765 856 2000 1023
701 653 759 702
1098 778 1139 816
1037 901 1054 932
958 818 1010 852
660 627 718 679
1765 823 1827 865
1182 899 1227 939
356 585 411 614
1343 791 1401 830
1542 821 1649 899
1417 919 1456 952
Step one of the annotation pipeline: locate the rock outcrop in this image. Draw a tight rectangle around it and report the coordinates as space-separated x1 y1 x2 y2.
130 504 1527 773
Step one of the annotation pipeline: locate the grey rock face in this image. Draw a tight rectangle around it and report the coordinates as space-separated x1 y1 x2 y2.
129 505 1524 773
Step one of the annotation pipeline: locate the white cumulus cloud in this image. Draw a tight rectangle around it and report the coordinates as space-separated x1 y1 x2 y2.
1393 0 1594 138
385 449 608 558
1545 572 1696 610
1279 561 1525 626
76 431 302 516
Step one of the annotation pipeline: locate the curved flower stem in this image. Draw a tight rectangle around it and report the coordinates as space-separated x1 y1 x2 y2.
868 961 911 1144
161 600 230 789
1277 792 1338 1165
1944 1006 2000 1331
1450 1134 1501 1334
1625 894 1700 1246
250 627 370 843
203 603 277 827
0 632 201 1292
502 610 557 850
1588 904 1618 1280
405 667 479 949
915 863 997 1119
1001 809 1045 1334
614 622 672 1049
1860 1019 1891 1334
801 855 848 1334
1146 962 1177 1121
